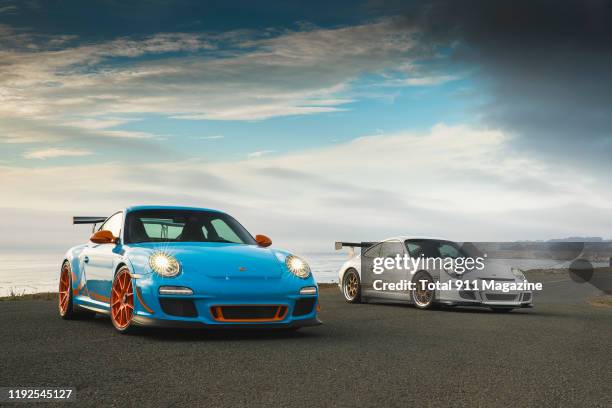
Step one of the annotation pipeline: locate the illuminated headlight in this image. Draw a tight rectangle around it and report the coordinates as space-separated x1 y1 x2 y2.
511 267 527 281
149 252 181 277
285 255 311 279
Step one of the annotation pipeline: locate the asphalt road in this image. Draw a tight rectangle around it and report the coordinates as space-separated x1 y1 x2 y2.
1 285 611 407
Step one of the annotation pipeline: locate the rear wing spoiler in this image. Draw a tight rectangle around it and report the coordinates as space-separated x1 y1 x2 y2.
73 216 108 232
73 216 107 225
334 241 375 250
334 241 376 258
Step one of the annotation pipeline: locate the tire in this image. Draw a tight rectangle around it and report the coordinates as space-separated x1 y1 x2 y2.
411 271 435 309
342 269 361 303
58 262 76 319
110 267 138 334
491 308 513 313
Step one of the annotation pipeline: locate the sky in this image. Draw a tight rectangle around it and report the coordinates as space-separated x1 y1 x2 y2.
1 0 612 254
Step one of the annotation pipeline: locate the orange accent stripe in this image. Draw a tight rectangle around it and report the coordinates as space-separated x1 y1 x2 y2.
317 301 321 312
89 291 110 303
210 305 288 323
71 271 88 297
136 286 154 314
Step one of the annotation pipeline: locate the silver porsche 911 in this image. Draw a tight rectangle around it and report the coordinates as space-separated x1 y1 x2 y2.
336 237 534 312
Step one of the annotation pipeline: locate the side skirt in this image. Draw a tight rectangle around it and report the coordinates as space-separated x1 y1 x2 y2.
76 303 109 315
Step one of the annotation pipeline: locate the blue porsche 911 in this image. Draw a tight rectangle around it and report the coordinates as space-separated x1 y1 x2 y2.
59 205 321 333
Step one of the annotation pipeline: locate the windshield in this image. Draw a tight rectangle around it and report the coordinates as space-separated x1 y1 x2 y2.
124 209 257 245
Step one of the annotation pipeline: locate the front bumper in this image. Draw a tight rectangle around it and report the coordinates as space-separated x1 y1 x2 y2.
132 274 321 328
438 288 533 309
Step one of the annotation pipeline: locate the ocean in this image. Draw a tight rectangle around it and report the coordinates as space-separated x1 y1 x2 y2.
0 252 347 296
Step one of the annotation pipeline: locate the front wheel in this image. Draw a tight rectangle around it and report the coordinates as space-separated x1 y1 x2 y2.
342 269 361 303
110 267 137 334
411 272 435 309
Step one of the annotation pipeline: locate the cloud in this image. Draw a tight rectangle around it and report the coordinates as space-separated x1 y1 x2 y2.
172 105 346 121
197 135 224 140
23 147 93 159
0 17 427 147
96 130 154 139
371 0 612 169
396 75 457 86
63 117 140 130
0 116 157 144
0 5 17 14
247 150 275 159
3 124 611 251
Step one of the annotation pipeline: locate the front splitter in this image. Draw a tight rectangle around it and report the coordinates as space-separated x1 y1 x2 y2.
132 315 322 330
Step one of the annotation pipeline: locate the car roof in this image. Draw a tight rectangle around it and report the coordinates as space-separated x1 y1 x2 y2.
381 236 453 242
125 205 224 214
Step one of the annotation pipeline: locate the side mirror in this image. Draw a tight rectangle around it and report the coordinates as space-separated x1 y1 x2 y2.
255 234 272 247
90 230 117 244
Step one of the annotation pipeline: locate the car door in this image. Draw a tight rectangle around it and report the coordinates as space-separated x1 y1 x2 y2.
436 241 463 289
405 238 444 285
360 242 382 298
377 240 410 300
82 212 124 304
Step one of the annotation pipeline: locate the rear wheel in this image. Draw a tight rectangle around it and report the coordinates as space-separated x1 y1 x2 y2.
342 269 361 303
110 267 137 334
58 262 75 319
411 272 435 309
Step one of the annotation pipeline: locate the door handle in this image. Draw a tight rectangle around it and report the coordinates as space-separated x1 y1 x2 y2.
83 256 89 264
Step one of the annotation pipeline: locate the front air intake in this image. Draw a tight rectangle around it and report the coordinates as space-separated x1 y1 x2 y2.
160 299 198 317
293 298 317 316
459 290 476 300
485 293 517 302
210 305 287 322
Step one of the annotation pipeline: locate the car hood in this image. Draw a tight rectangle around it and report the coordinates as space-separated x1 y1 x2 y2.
127 242 283 279
460 259 517 280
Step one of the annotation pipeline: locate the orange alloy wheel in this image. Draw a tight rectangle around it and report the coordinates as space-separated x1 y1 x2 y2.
58 264 71 316
110 268 134 330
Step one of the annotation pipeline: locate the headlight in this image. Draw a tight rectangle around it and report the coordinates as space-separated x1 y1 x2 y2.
511 267 526 281
149 252 181 277
285 255 311 279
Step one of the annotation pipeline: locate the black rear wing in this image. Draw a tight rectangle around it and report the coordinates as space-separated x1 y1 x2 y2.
335 241 376 258
334 241 375 250
73 216 107 232
73 216 107 225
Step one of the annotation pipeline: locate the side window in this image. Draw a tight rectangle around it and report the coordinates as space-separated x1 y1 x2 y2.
438 243 461 259
363 243 382 258
210 218 243 243
99 212 123 238
380 241 404 258
405 242 424 258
